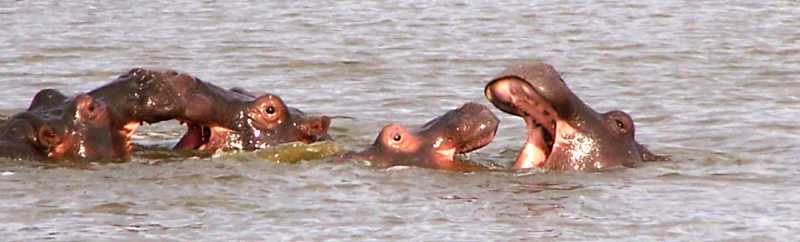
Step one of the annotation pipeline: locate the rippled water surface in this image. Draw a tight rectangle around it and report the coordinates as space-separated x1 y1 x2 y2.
1 1 799 241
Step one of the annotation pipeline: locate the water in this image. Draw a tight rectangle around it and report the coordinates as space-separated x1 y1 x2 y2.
1 0 799 241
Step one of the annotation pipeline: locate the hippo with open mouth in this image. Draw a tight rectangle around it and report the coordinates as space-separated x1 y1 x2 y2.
172 86 332 152
484 62 664 171
87 68 331 156
347 102 499 171
0 90 116 161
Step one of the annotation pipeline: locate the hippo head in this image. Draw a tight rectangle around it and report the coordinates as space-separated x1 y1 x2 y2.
0 90 116 161
175 93 331 151
348 102 499 170
484 62 661 171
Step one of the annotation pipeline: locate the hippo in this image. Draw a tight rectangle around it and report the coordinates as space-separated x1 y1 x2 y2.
87 68 331 156
347 102 499 171
172 86 332 152
0 90 116 161
484 62 664 171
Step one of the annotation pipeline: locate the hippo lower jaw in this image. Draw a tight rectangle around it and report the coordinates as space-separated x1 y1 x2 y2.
46 140 73 160
516 122 551 169
117 122 140 155
434 147 456 160
431 131 494 167
516 118 587 169
173 118 332 152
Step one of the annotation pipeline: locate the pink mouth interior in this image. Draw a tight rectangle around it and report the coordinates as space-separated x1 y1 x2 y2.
174 123 209 150
174 122 235 151
485 78 558 169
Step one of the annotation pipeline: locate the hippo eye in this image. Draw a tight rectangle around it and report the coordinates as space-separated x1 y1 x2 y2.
613 118 629 135
604 110 634 136
392 134 402 142
266 106 276 115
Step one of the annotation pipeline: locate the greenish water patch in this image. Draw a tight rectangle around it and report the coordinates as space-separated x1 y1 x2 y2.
219 141 342 164
255 141 342 163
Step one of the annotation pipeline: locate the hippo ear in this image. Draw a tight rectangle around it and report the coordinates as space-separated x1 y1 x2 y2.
297 116 331 139
29 89 68 111
248 94 288 130
35 124 61 150
74 94 106 121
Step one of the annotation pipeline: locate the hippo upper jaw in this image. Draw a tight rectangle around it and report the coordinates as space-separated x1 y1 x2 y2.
486 76 559 169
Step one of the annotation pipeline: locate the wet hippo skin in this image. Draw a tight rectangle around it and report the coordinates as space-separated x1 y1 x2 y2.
87 68 331 156
0 90 116 161
484 62 666 171
347 102 499 171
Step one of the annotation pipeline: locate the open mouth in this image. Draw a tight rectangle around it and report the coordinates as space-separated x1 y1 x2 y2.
485 78 560 169
175 123 209 150
174 122 236 151
519 104 557 168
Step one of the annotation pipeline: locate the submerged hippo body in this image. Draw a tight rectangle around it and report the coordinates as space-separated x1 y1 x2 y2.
484 62 664 171
88 68 331 156
0 90 116 161
348 102 499 171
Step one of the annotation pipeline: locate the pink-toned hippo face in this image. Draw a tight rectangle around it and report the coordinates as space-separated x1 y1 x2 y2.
349 102 499 171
